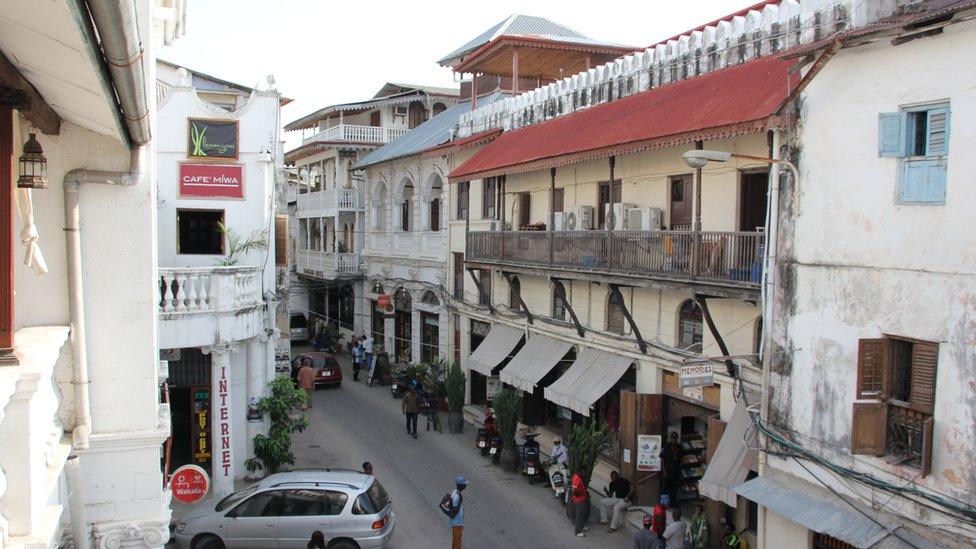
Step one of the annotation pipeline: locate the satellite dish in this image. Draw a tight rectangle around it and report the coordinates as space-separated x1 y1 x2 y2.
567 212 577 230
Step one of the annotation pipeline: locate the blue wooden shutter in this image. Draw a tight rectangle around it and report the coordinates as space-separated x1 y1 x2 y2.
925 107 950 156
901 159 947 203
878 112 908 157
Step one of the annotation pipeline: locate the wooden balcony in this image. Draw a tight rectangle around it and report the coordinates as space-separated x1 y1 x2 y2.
302 124 409 145
297 250 362 279
466 230 764 290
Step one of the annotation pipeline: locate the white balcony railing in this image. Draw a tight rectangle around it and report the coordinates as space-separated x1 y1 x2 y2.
159 266 263 314
297 250 362 278
366 231 446 261
302 124 409 145
297 187 362 213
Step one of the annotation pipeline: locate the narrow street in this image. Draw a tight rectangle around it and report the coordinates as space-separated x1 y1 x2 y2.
292 350 634 549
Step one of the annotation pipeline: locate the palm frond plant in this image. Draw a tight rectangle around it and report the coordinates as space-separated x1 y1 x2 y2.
216 221 268 266
568 417 608 485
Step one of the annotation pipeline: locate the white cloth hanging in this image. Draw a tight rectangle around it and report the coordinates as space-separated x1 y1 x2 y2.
14 187 48 275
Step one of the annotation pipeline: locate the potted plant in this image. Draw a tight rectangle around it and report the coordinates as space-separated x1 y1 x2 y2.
376 352 393 385
244 376 309 476
492 387 522 468
568 417 609 485
445 361 466 433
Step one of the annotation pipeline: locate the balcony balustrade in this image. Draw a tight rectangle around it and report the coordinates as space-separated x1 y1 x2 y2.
297 187 361 213
302 124 409 145
466 230 764 288
296 250 362 278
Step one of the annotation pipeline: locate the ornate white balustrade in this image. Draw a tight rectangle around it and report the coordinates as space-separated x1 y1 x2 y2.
296 187 362 214
296 250 361 279
302 124 410 145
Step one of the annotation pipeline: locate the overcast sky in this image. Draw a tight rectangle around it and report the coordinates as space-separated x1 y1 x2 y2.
160 0 760 140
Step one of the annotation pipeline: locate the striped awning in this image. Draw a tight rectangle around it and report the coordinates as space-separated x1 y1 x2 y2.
699 400 757 507
466 324 523 377
499 333 573 393
544 347 632 416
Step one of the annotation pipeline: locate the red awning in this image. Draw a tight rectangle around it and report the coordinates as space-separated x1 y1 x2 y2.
450 57 798 181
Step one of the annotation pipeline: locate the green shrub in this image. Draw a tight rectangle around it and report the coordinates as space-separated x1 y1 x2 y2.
245 376 309 474
492 387 522 453
445 361 466 413
568 418 608 485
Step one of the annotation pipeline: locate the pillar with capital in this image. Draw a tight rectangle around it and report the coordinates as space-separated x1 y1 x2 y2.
204 342 239 498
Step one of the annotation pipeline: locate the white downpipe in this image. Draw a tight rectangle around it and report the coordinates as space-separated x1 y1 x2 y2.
63 146 146 451
65 455 90 549
758 130 783 472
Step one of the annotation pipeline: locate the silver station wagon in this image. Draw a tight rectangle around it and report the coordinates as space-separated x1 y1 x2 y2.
173 469 395 549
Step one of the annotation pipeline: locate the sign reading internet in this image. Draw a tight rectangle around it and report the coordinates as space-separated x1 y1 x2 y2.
179 163 245 199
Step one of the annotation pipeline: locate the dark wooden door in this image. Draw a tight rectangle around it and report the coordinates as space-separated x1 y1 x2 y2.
370 110 381 127
670 175 693 229
739 171 769 232
597 180 622 228
620 391 664 505
408 101 426 129
518 192 531 227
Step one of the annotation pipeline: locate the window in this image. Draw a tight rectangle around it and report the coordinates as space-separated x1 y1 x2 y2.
478 269 492 307
457 181 470 220
482 177 501 220
283 489 347 516
553 188 565 213
552 281 567 321
400 182 413 232
509 276 521 311
177 210 223 255
430 197 441 231
878 103 950 204
851 337 938 475
453 252 464 300
607 290 626 335
432 102 447 116
677 300 703 352
231 490 285 517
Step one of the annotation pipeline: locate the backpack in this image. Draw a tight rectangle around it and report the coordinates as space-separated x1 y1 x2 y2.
439 490 461 518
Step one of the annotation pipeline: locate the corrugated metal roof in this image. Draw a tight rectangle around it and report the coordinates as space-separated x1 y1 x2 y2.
449 56 796 181
438 14 595 65
733 473 932 548
351 92 505 170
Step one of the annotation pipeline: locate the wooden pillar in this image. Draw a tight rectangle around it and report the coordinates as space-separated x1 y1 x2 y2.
471 73 478 109
548 167 555 266
0 106 14 364
692 140 703 278
500 177 507 259
512 49 520 94
605 156 615 269
585 55 592 70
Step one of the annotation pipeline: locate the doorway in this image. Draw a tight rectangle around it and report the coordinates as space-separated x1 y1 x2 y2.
739 171 769 232
669 175 693 229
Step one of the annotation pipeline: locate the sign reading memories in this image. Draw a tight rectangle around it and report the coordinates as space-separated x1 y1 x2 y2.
187 118 239 160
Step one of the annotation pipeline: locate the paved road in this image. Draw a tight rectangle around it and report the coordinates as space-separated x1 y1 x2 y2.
294 351 634 549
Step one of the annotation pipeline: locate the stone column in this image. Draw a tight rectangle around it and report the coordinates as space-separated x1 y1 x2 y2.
204 342 239 498
411 308 422 364
384 315 395 360
245 338 267 477
438 309 449 361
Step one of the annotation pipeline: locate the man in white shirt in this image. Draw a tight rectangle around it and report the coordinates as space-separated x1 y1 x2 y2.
663 508 687 549
551 438 569 465
361 335 374 384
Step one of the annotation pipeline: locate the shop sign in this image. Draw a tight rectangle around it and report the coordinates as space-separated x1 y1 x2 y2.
377 294 392 310
170 464 210 504
680 364 713 388
179 163 245 199
636 434 662 472
191 387 211 466
187 118 239 159
486 376 503 400
215 364 232 479
682 386 704 402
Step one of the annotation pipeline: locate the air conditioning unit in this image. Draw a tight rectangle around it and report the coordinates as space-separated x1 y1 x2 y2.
627 207 664 231
393 105 408 117
552 212 567 231
487 220 504 231
604 203 635 230
564 206 594 231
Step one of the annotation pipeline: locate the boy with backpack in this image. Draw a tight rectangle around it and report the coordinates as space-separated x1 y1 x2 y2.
439 475 467 549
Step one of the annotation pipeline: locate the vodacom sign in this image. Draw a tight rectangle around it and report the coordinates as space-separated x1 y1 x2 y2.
170 464 211 504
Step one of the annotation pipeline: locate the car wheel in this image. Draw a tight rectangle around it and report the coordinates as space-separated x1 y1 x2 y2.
328 540 359 549
192 534 224 549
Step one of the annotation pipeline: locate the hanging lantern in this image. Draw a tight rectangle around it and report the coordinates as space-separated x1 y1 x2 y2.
17 132 48 189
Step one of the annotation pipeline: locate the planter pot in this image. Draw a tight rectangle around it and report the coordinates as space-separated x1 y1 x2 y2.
380 374 393 386
435 397 449 412
447 411 464 434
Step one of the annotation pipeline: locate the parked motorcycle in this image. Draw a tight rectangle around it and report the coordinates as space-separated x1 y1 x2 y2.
390 372 407 398
547 458 569 502
520 433 544 484
475 409 498 456
488 431 504 464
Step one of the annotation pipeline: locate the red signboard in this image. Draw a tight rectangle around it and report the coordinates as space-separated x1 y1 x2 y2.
377 294 391 310
170 464 210 504
179 163 244 199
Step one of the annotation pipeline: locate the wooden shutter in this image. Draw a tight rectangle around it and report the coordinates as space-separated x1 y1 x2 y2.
856 338 889 399
851 401 887 455
878 112 908 157
920 416 934 477
925 107 950 156
909 341 938 414
274 214 288 266
553 188 565 213
900 159 947 204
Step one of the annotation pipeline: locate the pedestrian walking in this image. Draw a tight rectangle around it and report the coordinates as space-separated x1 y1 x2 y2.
687 504 708 549
402 386 420 438
361 335 374 385
661 432 681 503
438 475 466 549
351 340 362 382
307 530 326 549
651 494 669 539
634 514 661 549
297 358 315 410
662 508 687 549
599 470 634 533
361 461 373 475
570 467 591 538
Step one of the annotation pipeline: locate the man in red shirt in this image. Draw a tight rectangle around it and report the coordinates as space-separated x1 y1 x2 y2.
297 358 315 410
652 493 670 539
571 467 590 537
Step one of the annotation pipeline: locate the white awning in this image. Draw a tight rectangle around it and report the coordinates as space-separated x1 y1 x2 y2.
544 347 632 416
499 334 573 393
466 324 523 376
699 400 757 507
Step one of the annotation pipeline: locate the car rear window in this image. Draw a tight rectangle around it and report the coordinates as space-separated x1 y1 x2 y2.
290 315 308 328
369 480 390 510
352 480 390 515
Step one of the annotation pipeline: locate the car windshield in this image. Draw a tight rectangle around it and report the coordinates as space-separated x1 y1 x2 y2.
215 486 258 512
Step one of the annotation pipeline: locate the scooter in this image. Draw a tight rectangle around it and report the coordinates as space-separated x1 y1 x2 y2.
475 410 497 456
520 433 544 484
390 372 408 398
547 458 569 503
488 431 504 464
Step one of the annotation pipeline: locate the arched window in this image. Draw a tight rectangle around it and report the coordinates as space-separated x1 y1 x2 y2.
607 290 626 334
428 175 443 232
678 300 703 352
372 282 384 295
421 291 440 307
400 181 414 232
374 183 388 231
408 101 427 128
432 102 447 116
509 276 521 311
552 281 566 321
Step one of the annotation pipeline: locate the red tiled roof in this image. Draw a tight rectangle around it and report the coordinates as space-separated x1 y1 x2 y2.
423 128 502 157
450 56 797 181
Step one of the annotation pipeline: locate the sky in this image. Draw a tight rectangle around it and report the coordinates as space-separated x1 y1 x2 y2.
160 0 762 144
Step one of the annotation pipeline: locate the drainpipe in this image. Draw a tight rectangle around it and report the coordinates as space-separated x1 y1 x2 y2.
758 130 782 472
65 455 90 549
63 146 146 451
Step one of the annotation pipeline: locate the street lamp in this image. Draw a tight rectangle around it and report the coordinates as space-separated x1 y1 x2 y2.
681 149 798 181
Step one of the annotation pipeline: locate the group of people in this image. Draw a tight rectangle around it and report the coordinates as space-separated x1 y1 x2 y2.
349 334 374 383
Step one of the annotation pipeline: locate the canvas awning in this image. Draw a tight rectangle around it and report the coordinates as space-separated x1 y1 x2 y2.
499 334 573 393
466 324 523 377
699 400 757 507
544 347 632 416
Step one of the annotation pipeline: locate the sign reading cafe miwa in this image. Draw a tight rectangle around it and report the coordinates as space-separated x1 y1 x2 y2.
187 118 239 160
179 163 245 199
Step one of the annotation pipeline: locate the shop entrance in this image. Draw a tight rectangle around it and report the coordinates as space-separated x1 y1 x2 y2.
165 348 213 476
393 289 412 363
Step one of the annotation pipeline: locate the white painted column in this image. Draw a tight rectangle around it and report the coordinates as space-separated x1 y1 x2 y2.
438 309 449 361
411 308 422 364
205 342 239 498
245 338 267 477
384 315 395 360
460 315 471 402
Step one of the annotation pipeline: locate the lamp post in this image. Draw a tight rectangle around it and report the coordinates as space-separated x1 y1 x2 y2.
681 149 798 182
